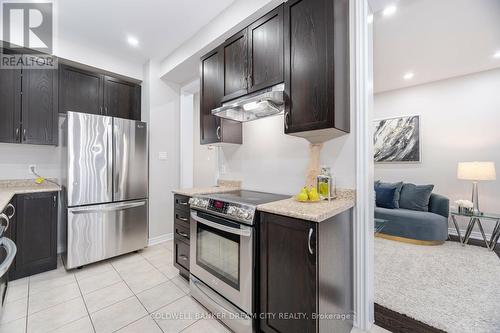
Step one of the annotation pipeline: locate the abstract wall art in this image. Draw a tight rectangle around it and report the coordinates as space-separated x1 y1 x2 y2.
374 115 421 163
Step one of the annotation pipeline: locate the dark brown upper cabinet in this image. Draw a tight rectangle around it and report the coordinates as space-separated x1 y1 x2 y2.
200 48 242 145
59 64 103 115
0 67 21 143
284 0 350 143
59 64 141 120
222 29 249 102
22 68 59 145
248 4 284 93
104 76 141 120
0 49 57 146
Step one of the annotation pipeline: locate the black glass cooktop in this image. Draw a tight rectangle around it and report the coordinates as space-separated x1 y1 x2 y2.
206 190 289 206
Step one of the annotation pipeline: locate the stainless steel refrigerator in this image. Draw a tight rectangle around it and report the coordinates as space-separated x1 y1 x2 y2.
62 111 148 269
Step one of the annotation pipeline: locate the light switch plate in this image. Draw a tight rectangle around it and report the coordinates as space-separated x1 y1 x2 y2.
158 152 168 160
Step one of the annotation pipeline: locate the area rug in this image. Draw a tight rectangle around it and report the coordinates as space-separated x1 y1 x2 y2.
375 238 500 333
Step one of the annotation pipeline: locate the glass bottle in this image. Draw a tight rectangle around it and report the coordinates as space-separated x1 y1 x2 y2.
317 166 336 201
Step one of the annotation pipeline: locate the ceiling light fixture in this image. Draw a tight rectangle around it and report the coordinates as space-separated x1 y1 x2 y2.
383 5 397 17
403 72 415 80
494 50 500 59
127 36 139 47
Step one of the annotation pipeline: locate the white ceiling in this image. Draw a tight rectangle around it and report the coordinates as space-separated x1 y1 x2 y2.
371 0 500 93
56 0 235 65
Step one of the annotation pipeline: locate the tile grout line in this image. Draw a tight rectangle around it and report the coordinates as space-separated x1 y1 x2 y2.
109 261 166 333
74 270 98 333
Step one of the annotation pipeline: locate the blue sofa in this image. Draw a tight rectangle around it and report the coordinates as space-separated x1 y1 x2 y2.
375 193 450 243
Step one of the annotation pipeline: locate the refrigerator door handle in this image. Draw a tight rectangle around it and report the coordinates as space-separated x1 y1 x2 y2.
107 122 113 199
70 201 146 214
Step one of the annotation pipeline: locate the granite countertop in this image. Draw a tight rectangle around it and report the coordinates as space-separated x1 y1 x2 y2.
172 179 241 197
0 179 62 212
257 189 356 223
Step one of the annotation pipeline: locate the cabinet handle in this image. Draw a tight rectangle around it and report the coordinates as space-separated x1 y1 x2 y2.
216 126 221 140
177 216 188 222
22 128 27 141
53 195 57 207
99 106 103 115
177 231 189 238
105 107 108 115
248 74 253 88
308 228 314 255
179 255 188 261
15 128 20 141
284 112 290 131
6 204 15 219
177 200 188 206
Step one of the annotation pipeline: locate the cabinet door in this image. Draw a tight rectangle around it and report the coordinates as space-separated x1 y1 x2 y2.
0 67 21 143
59 64 104 115
13 192 58 279
260 213 317 333
22 68 58 145
200 49 223 144
222 29 248 102
104 76 141 120
248 5 284 93
284 0 335 134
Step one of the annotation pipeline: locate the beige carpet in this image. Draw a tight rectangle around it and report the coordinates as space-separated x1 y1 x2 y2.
375 238 500 333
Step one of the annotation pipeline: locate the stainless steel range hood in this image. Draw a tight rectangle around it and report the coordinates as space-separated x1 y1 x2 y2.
211 84 284 122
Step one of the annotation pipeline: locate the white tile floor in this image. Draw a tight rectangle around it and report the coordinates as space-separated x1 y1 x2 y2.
0 240 230 333
0 240 391 333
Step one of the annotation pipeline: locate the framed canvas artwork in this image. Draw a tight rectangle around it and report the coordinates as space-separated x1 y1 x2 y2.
374 115 421 163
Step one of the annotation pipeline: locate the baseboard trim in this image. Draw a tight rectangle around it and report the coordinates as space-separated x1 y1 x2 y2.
148 233 173 246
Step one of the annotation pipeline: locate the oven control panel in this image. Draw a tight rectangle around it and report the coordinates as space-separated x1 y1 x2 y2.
189 197 255 224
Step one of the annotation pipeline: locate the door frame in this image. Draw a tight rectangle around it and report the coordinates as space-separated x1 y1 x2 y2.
352 0 375 330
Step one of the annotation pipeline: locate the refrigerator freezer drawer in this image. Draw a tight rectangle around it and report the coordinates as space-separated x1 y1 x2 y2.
65 200 148 269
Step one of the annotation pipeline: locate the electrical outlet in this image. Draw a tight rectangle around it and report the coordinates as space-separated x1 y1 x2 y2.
29 164 37 175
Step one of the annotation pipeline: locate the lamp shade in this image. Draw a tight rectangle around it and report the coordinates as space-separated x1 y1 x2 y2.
457 162 497 181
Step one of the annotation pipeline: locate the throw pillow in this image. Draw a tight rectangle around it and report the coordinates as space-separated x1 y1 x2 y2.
375 182 403 209
399 183 435 212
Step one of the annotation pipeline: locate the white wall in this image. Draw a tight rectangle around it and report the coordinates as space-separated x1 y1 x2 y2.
374 69 500 234
219 113 356 195
143 60 181 241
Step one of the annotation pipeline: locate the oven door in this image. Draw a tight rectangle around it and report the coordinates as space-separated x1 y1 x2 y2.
190 210 253 314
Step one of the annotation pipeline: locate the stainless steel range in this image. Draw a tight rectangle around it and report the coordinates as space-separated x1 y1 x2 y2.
188 190 287 333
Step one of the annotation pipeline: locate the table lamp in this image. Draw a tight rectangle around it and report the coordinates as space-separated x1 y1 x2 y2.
457 161 496 213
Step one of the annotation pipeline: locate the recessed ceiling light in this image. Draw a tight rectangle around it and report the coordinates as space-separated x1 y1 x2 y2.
367 14 374 24
383 5 397 17
127 36 139 47
494 50 500 59
403 72 415 80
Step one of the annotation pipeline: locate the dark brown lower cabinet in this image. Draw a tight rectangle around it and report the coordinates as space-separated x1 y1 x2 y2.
9 192 58 280
173 195 191 279
259 210 353 333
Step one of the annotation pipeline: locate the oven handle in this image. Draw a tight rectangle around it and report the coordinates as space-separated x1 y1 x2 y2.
191 211 252 237
0 237 17 277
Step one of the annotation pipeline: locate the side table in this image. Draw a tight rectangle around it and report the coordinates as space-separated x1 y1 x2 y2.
450 211 500 251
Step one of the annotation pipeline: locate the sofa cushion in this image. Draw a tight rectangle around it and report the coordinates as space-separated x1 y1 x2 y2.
375 182 403 209
375 207 449 241
399 183 435 212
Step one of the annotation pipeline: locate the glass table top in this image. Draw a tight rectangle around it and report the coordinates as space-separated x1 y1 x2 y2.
450 210 500 220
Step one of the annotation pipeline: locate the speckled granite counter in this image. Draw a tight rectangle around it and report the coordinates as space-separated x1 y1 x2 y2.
172 180 241 197
0 180 62 212
257 189 356 222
